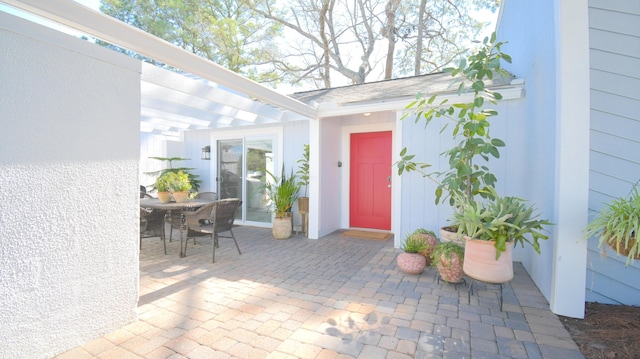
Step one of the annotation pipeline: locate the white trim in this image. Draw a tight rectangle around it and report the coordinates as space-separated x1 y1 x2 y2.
340 122 396 235
2 0 317 119
317 84 524 118
549 0 590 318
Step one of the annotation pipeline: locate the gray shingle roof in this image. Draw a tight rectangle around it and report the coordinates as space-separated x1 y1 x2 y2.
290 72 514 106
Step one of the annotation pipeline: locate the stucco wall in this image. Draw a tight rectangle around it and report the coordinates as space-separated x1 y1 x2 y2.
0 13 141 358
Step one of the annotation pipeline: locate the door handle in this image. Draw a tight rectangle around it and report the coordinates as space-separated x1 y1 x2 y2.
387 176 392 188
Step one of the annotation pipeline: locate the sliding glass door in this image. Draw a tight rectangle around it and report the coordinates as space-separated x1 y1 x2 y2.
217 136 275 225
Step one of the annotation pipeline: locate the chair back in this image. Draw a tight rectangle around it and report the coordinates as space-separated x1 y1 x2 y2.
213 199 242 232
197 192 218 201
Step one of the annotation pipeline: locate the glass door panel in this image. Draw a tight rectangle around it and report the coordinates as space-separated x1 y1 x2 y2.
246 138 273 223
218 139 243 220
217 137 275 225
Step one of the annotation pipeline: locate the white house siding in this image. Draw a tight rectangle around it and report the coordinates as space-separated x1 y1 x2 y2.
399 100 536 252
494 0 560 304
0 13 141 359
586 0 640 305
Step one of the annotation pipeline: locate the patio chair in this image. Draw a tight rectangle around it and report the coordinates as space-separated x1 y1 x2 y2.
140 206 167 254
165 192 218 244
184 199 242 262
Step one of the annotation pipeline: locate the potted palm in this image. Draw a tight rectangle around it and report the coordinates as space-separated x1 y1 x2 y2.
264 167 301 239
397 234 428 274
584 187 640 265
431 241 465 283
296 144 310 215
453 189 552 283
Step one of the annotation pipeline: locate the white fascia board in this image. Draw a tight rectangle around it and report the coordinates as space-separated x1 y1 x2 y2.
2 0 317 119
317 83 524 118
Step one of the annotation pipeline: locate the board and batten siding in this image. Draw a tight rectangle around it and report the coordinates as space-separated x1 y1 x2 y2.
586 0 640 305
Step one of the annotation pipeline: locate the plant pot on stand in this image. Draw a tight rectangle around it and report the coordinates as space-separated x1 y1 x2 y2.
440 226 464 246
463 238 513 283
431 241 465 284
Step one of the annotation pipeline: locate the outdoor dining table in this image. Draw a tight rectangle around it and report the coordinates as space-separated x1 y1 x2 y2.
139 197 213 257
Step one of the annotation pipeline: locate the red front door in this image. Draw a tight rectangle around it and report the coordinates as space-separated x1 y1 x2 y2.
350 131 392 230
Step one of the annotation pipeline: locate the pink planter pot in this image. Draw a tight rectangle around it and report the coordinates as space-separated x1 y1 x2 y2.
439 226 464 246
415 233 438 266
463 238 513 283
397 252 427 274
436 252 464 283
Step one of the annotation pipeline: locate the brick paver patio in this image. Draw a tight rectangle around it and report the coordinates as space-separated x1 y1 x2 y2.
56 226 584 359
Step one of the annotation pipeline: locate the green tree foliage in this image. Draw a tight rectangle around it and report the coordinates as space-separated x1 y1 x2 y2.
99 0 499 90
100 0 284 84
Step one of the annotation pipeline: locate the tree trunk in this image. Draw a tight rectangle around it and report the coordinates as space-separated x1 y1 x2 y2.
383 0 400 79
414 0 427 75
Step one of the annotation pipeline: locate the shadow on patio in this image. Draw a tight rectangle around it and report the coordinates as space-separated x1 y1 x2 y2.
57 226 583 359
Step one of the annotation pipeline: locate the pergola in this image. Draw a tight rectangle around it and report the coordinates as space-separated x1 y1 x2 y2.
2 0 316 140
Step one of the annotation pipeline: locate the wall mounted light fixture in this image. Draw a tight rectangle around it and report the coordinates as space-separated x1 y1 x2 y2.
201 145 211 160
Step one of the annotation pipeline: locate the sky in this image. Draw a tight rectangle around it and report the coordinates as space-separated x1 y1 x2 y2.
2 0 498 93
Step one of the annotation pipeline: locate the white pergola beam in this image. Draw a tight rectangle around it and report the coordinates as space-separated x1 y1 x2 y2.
2 0 317 119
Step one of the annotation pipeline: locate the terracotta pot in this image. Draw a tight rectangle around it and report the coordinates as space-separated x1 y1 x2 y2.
440 226 464 246
157 191 172 203
436 251 464 283
272 216 292 239
172 191 189 203
463 238 513 283
415 233 438 266
397 252 427 274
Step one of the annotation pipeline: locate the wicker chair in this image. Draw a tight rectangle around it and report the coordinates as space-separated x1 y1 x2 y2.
166 192 218 244
183 199 242 262
140 205 167 253
196 192 218 201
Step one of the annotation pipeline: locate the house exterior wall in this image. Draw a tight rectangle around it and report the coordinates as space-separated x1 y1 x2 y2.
495 0 559 303
496 0 591 318
399 99 532 253
0 13 141 359
586 0 640 305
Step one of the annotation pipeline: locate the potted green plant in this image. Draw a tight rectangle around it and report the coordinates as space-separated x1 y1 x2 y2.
410 228 438 265
397 234 428 274
431 241 465 283
584 187 640 265
396 32 511 241
264 167 301 239
145 156 201 192
453 189 552 283
155 174 172 203
166 170 192 202
296 144 310 214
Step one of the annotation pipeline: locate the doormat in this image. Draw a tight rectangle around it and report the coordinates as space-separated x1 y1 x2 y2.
342 230 392 241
